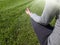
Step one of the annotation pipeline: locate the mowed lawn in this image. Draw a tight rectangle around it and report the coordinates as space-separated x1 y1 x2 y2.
0 0 55 45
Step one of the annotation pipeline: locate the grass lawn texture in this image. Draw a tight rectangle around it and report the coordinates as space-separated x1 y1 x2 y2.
0 0 56 45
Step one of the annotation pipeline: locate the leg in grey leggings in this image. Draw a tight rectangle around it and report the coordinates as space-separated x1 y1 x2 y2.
30 18 54 45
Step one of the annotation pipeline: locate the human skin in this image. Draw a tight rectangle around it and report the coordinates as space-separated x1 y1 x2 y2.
25 8 32 16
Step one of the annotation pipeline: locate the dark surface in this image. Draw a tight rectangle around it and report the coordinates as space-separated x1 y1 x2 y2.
30 18 54 45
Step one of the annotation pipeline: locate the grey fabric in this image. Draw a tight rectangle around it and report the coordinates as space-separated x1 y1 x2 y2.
30 0 58 25
30 0 60 45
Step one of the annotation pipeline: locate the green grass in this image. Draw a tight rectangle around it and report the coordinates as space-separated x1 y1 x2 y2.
0 0 56 45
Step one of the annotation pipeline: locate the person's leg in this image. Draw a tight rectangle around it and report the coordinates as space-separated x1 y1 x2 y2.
48 27 60 45
30 18 54 45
